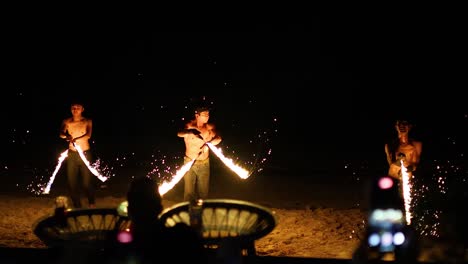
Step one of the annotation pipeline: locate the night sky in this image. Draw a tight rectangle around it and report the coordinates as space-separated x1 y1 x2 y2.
1 15 467 193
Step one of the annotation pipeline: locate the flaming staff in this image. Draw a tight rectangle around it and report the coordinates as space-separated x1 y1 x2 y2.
73 143 108 182
157 142 251 196
42 150 69 194
206 142 250 179
42 143 108 194
400 159 412 224
158 159 195 196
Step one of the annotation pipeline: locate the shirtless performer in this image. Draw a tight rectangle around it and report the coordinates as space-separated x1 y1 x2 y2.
59 102 95 208
384 120 423 181
177 105 222 201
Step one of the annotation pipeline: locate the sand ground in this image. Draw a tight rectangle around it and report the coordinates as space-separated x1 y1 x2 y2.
0 163 465 262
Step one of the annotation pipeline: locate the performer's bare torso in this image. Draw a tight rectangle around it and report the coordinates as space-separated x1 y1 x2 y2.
63 117 91 151
184 121 216 160
395 143 418 168
385 120 422 180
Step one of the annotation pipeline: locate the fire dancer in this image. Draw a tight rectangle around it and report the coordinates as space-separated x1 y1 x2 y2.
59 101 96 208
384 119 423 182
177 105 222 201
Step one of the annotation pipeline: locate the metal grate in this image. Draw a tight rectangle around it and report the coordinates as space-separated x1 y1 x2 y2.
33 208 131 248
158 199 277 255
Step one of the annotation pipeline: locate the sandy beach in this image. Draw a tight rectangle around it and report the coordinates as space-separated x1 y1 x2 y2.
0 161 465 263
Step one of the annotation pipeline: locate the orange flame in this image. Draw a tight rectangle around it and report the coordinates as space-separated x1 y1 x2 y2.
42 149 69 194
206 142 250 179
157 143 251 196
43 144 108 194
400 160 412 224
158 159 195 196
74 144 108 182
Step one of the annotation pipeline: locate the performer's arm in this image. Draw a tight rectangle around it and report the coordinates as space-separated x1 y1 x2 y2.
59 120 71 141
209 134 222 146
384 144 393 166
178 127 201 137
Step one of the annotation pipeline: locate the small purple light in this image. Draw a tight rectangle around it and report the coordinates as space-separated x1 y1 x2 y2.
117 230 133 244
378 176 393 190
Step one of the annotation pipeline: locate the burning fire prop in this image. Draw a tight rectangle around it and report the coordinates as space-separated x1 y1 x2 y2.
400 160 412 225
158 142 250 196
42 144 108 194
43 141 250 196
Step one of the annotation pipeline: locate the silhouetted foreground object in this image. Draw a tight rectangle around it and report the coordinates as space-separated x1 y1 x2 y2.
124 176 207 263
32 206 131 264
33 207 130 249
33 176 207 263
159 198 277 263
353 176 419 264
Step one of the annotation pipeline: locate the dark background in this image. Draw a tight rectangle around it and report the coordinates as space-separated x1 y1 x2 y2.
1 14 466 194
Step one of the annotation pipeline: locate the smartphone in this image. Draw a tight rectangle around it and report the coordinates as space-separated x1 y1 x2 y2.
367 207 406 253
353 175 418 263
